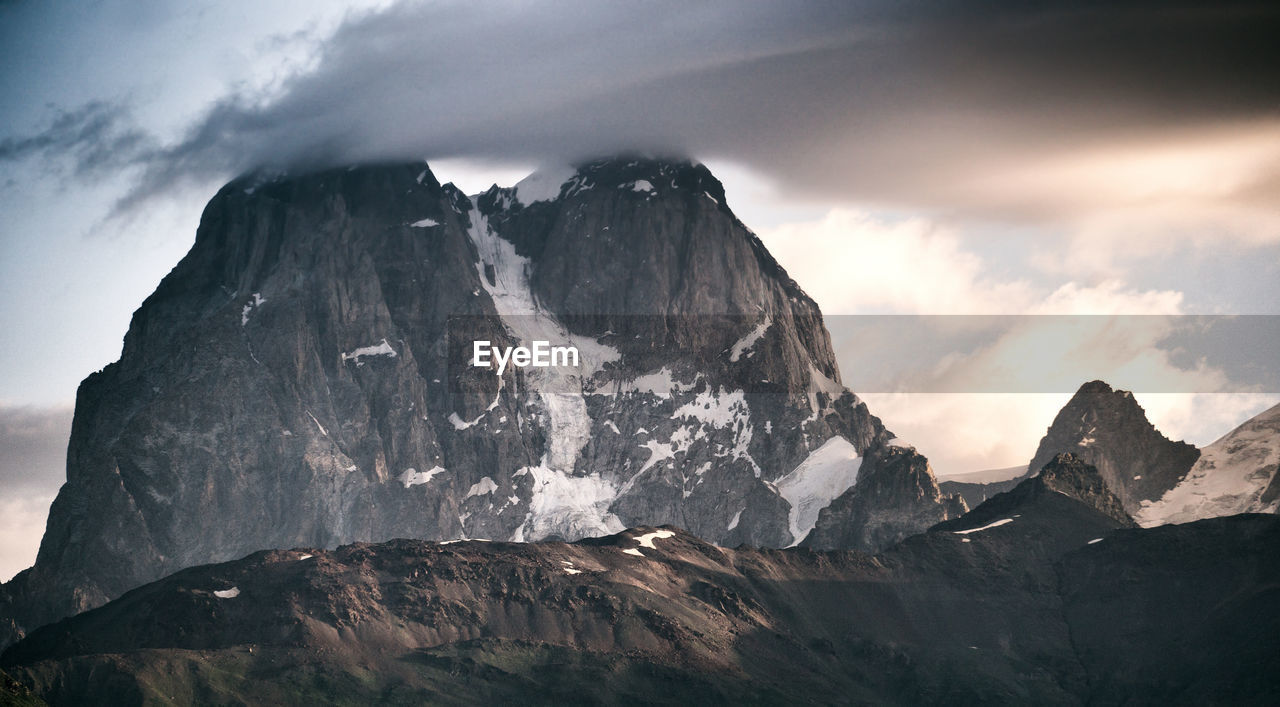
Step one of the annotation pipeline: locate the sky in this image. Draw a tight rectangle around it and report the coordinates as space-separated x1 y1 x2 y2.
2 0 1278 580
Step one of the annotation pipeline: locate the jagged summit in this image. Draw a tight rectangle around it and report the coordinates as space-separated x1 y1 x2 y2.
1025 380 1199 512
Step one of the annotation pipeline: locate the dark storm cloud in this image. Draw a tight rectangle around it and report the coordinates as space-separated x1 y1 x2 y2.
0 406 71 497
17 1 1280 212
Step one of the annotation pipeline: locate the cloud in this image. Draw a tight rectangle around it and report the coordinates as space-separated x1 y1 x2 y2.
0 493 52 583
9 0 1276 228
0 101 155 180
0 405 69 581
0 405 72 497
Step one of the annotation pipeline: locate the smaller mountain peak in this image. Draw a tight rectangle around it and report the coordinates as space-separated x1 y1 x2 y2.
1035 453 1135 526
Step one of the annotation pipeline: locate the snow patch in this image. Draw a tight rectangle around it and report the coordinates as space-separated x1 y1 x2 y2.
727 510 742 531
510 461 624 542
1087 538 1103 545
297 554 313 560
953 518 1014 535
466 476 499 498
400 466 444 488
635 529 675 549
240 293 265 326
609 367 695 399
622 548 645 557
213 588 240 599
775 437 862 546
341 338 397 365
409 218 438 228
729 317 771 363
629 179 654 193
804 362 846 422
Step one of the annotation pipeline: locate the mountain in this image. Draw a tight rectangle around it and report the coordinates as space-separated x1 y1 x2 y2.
5 477 1276 704
1024 380 1199 513
938 465 1025 509
0 157 963 648
801 443 967 550
933 453 1136 535
1137 402 1280 526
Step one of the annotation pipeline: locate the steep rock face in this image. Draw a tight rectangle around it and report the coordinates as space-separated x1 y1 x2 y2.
1 157 957 647
1026 380 1199 513
1138 402 1280 526
802 444 967 551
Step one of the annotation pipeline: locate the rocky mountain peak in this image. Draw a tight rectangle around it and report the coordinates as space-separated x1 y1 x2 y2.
1028 380 1199 512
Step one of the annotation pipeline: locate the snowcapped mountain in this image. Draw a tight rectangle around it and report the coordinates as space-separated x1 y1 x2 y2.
1137 402 1280 526
0 157 963 648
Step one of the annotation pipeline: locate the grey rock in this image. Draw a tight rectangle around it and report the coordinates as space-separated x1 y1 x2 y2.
802 444 968 551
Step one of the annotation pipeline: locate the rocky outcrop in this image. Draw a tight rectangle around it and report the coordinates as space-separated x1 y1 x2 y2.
1026 380 1199 512
802 444 967 551
1 157 959 648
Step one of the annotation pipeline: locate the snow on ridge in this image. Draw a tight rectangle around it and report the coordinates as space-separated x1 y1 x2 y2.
466 476 499 498
513 165 576 205
341 338 397 365
400 466 445 488
952 518 1014 535
1136 402 1280 527
776 437 862 546
634 529 675 549
729 316 771 362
